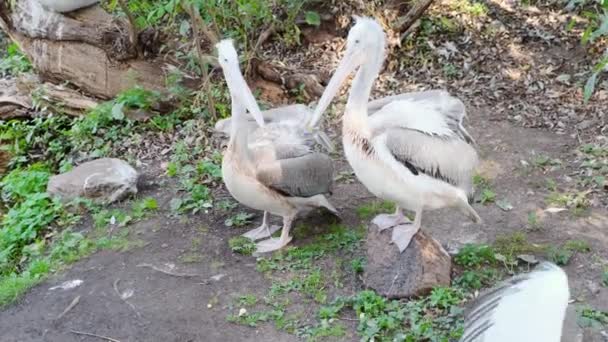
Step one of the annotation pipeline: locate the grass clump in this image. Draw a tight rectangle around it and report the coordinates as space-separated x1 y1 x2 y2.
356 201 395 220
454 244 495 268
229 236 256 256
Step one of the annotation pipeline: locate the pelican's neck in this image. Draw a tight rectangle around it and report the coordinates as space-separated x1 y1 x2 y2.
344 60 381 131
227 101 251 161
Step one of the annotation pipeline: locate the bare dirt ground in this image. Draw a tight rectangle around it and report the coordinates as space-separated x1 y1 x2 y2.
1 108 607 341
1 0 607 341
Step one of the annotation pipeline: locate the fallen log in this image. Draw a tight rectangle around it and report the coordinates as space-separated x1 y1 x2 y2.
0 0 178 99
255 60 326 99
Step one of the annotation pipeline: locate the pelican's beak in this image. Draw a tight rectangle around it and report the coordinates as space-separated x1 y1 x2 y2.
308 48 362 129
313 130 335 153
223 64 265 128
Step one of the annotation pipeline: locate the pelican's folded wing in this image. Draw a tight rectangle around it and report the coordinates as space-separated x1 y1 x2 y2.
369 91 475 144
255 152 333 198
461 262 569 342
384 128 477 189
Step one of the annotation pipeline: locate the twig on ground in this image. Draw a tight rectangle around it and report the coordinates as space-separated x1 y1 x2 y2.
113 279 142 320
54 295 81 322
69 330 121 342
136 263 200 278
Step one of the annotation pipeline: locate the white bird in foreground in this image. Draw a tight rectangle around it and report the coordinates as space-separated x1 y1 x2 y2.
217 39 337 254
36 0 99 13
461 262 570 342
309 16 481 252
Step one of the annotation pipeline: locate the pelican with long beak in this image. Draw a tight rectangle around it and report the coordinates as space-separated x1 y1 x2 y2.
309 16 481 252
461 262 570 342
217 39 337 254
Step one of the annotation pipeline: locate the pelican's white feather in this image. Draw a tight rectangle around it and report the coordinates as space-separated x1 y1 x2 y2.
462 262 569 342
37 0 99 13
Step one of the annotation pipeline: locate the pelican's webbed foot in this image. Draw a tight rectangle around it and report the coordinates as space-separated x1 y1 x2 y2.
242 224 281 241
253 235 293 256
372 213 409 231
391 223 419 253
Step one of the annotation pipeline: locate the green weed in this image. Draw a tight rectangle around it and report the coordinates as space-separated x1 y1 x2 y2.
356 201 395 220
229 236 256 256
454 244 495 268
0 43 31 76
225 212 255 227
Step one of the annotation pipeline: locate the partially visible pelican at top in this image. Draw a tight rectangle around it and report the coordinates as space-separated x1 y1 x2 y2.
36 0 100 13
217 39 337 254
309 16 481 252
461 262 570 342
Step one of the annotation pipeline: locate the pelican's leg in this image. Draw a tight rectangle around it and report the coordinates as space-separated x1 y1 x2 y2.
242 211 281 241
391 207 422 253
253 215 295 255
372 206 410 231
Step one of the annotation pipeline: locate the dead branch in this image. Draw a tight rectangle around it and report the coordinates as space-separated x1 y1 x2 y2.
256 61 325 98
69 330 121 342
117 0 139 56
184 3 218 120
54 295 81 322
397 0 436 41
136 263 200 278
245 24 276 76
113 279 142 320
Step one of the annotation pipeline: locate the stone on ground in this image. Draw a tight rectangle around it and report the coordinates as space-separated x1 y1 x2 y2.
363 225 451 299
47 158 138 204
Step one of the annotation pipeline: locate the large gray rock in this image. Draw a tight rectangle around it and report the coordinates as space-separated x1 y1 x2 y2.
47 158 138 204
363 225 451 299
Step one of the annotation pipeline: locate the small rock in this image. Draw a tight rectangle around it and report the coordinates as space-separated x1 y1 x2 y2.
47 158 138 204
238 308 247 317
363 227 451 299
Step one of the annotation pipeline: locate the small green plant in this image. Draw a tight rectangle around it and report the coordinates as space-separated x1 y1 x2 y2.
454 244 495 268
578 307 608 328
494 232 543 257
449 0 488 16
546 246 573 266
602 268 608 287
546 191 590 216
217 200 238 211
479 189 496 204
131 197 158 219
351 257 366 274
93 209 132 229
473 175 496 204
229 237 256 256
225 212 255 227
238 294 258 307
454 269 500 290
527 211 542 230
564 239 591 253
0 43 31 76
356 201 395 220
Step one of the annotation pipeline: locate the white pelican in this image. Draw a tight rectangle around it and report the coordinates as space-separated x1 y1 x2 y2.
308 16 481 252
217 39 337 254
36 0 99 13
461 262 570 342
